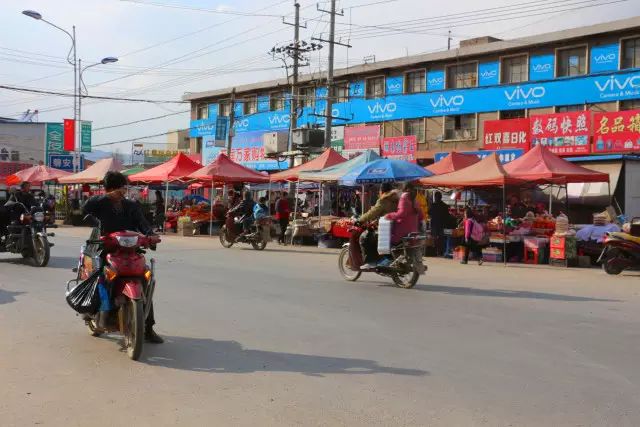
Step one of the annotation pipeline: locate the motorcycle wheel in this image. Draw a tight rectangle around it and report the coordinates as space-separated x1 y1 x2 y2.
391 270 420 289
123 299 144 361
338 246 361 282
251 237 267 250
31 235 50 267
601 248 624 275
219 225 234 248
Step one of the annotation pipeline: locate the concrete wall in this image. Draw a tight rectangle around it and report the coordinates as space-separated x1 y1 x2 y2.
0 122 45 164
625 160 640 218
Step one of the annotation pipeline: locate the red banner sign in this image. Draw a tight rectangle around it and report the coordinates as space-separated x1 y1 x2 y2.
483 118 530 151
344 125 381 151
530 111 591 155
593 110 640 153
381 135 417 163
63 119 75 151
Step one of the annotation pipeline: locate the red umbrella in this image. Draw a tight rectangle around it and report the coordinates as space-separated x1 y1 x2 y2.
188 153 269 183
58 158 123 184
426 151 480 175
6 164 71 186
270 148 345 182
128 152 201 183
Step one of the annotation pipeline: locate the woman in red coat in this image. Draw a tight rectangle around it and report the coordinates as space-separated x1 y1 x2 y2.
385 181 424 246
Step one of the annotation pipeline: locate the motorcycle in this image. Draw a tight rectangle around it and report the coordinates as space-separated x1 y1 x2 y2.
67 221 160 360
0 200 55 267
337 223 427 289
598 217 640 275
219 213 270 250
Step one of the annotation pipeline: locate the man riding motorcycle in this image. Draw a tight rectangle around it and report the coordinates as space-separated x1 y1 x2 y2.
228 191 256 238
10 182 37 209
356 182 399 269
82 171 163 344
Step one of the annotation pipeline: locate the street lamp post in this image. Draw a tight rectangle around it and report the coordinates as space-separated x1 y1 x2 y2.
78 57 118 164
22 10 78 170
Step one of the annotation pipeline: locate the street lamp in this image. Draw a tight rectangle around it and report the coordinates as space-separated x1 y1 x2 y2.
22 10 78 170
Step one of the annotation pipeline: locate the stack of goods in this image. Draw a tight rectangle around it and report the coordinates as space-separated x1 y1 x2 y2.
330 217 353 239
177 216 194 236
482 247 503 263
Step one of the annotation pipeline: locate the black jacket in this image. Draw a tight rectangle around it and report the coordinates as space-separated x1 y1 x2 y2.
83 195 153 236
11 190 37 210
230 198 255 219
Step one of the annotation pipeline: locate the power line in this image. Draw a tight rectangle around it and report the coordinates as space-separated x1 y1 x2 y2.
0 85 186 104
93 110 190 131
120 0 289 18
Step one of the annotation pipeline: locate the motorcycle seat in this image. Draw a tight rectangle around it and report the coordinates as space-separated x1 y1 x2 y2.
610 232 640 245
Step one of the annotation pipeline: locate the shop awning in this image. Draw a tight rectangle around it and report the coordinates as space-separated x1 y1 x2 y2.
269 148 345 182
128 152 202 183
504 145 609 184
419 153 523 188
425 151 480 175
298 150 381 182
58 158 123 184
567 161 622 205
188 153 269 183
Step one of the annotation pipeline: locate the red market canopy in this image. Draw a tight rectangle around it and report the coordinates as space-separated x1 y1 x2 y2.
426 151 480 175
128 152 201 183
420 153 523 188
503 144 610 184
58 157 123 184
188 153 269 183
269 148 346 182
6 164 71 186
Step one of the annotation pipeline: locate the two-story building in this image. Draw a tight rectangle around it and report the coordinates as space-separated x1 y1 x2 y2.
184 17 640 214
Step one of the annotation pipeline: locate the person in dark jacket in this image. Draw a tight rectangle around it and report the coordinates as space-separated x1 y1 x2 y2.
229 190 256 234
275 191 291 244
82 171 163 343
11 182 37 209
429 191 451 256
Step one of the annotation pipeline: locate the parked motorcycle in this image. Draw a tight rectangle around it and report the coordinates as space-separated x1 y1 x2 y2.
598 217 640 275
0 200 55 267
67 223 160 360
337 223 427 289
219 213 270 250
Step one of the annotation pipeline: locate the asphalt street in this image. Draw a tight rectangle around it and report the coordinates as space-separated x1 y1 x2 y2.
1 227 640 426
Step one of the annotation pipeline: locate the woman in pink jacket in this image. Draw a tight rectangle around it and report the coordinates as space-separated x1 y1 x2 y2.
385 181 424 246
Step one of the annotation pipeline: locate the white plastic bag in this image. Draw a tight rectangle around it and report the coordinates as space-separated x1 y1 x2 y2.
377 217 392 255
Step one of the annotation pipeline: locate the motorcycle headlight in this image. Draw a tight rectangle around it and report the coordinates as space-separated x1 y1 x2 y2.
33 212 45 222
115 235 139 248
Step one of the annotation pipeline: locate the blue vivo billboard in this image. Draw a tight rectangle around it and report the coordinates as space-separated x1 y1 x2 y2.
529 54 555 81
349 80 364 97
434 149 524 164
590 43 619 73
231 131 287 170
386 76 404 95
190 118 216 137
479 61 499 86
257 95 270 112
427 70 445 91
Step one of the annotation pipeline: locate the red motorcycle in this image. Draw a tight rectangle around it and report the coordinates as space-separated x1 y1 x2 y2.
67 228 160 360
337 222 427 289
598 217 640 275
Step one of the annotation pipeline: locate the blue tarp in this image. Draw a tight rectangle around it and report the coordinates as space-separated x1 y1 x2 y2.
339 158 432 186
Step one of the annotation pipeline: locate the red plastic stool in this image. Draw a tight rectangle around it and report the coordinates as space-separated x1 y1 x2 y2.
523 246 539 264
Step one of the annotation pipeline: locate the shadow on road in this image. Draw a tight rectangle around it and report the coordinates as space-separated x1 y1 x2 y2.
47 256 77 270
0 289 26 305
143 337 428 377
410 284 619 302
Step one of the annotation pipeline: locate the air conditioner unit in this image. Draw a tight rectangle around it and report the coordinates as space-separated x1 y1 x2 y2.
292 128 325 147
263 132 288 155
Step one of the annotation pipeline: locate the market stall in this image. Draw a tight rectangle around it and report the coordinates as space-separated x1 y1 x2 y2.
57 158 123 185
425 151 480 175
6 164 71 186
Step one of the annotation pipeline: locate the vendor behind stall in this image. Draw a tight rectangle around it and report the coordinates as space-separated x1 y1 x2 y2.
509 194 528 219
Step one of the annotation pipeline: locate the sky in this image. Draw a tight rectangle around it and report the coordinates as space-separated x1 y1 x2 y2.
0 0 637 155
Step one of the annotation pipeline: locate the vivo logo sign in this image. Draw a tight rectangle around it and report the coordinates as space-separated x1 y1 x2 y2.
388 82 402 90
595 75 640 91
504 86 546 101
367 102 397 114
481 70 497 78
594 53 616 63
234 118 249 129
428 77 444 85
429 94 464 108
268 114 290 125
532 63 552 72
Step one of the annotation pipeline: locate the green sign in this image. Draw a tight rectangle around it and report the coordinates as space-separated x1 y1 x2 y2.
45 123 64 157
81 121 92 153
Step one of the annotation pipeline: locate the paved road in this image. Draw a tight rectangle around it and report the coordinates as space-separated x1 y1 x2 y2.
1 228 640 426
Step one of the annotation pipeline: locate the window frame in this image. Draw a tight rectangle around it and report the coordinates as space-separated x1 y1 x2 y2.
499 53 529 84
620 35 640 70
554 104 586 113
445 61 479 89
365 75 386 99
243 95 258 115
555 44 588 78
499 109 527 120
218 100 231 117
404 118 426 144
196 103 208 120
334 81 349 103
298 86 315 108
618 99 640 111
383 120 404 138
404 69 426 94
270 91 286 111
442 113 478 142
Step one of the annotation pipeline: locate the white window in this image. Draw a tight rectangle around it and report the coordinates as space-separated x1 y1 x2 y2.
366 76 385 98
244 96 257 115
447 63 477 89
622 37 640 69
557 47 587 77
384 120 403 137
299 87 315 108
405 71 425 94
334 82 349 103
196 104 208 120
444 114 477 141
501 55 528 84
404 119 425 143
270 92 285 111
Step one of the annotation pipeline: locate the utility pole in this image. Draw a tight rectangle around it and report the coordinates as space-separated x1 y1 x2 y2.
448 30 452 50
224 87 236 202
284 2 302 169
313 2 350 148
